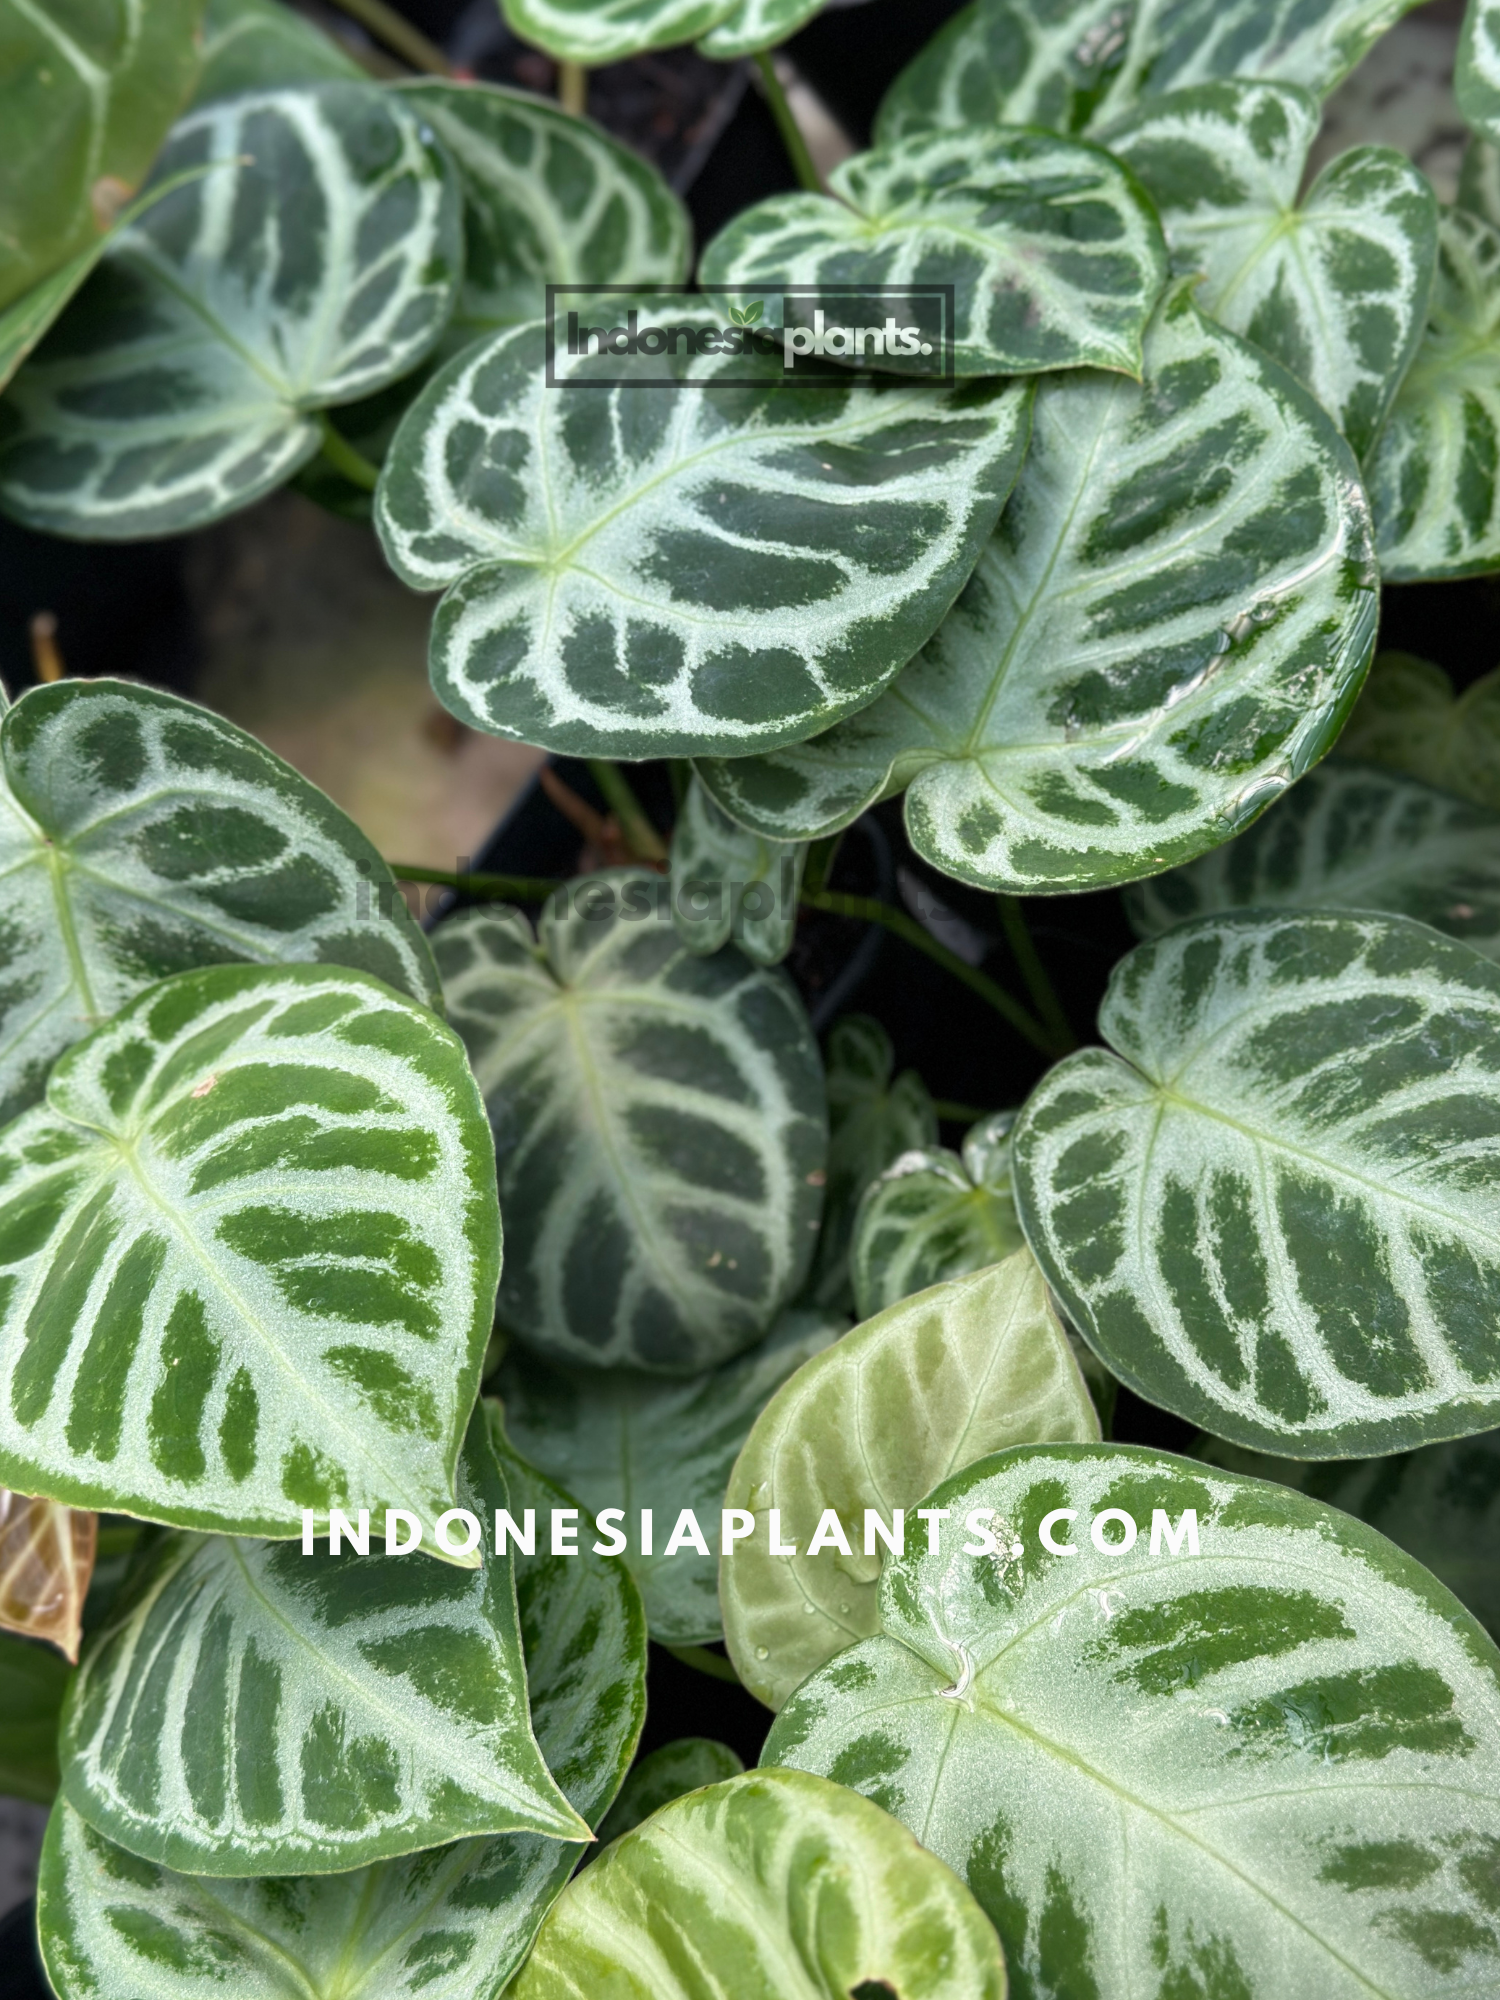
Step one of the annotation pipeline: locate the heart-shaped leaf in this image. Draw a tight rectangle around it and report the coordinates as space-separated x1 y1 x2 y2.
1366 207 1500 580
0 677 439 1125
670 775 806 968
1015 909 1500 1457
392 81 691 339
0 82 462 540
1460 0 1500 143
1104 80 1437 457
374 317 1034 758
696 282 1379 890
434 875 825 1372
1339 650 1500 806
0 960 499 1546
499 1306 845 1643
595 1737 744 1845
59 1408 587 1876
510 1767 1008 1999
698 0 823 57
38 1418 648 1998
700 126 1168 379
0 1493 95 1664
0 0 202 313
191 0 364 106
500 0 738 62
766 1442 1500 2000
851 1109 1023 1320
1127 759 1500 958
722 1252 1099 1708
0 1630 70 1804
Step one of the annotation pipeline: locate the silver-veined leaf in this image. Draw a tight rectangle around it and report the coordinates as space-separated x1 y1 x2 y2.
1014 909 1500 1457
697 0 822 57
499 1307 846 1644
0 1629 70 1804
851 1109 1022 1320
191 0 362 105
0 82 461 540
37 1418 648 1997
0 1492 95 1664
595 1737 744 1845
1126 759 1500 959
766 1442 1500 2000
669 774 806 967
696 282 1379 890
699 126 1168 379
392 81 691 339
435 876 826 1372
1339 650 1500 806
0 960 499 1548
499 0 737 62
722 1253 1099 1709
374 316 1034 758
510 1768 1008 2000
0 677 439 1125
1459 0 1500 144
1104 80 1436 457
1366 206 1500 580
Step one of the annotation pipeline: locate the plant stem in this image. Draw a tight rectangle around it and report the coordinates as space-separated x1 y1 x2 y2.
662 1643 743 1684
326 0 453 73
802 831 843 895
558 60 588 116
752 50 823 194
800 887 1063 1056
390 865 561 901
931 1098 992 1124
995 895 1075 1052
587 761 669 863
317 414 380 492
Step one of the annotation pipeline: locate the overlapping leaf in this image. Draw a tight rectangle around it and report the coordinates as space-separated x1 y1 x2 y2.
1459 0 1500 144
851 1109 1022 1320
722 1253 1098 1708
1127 759 1500 959
1339 651 1500 806
511 1769 1008 1999
669 775 806 967
697 283 1379 890
499 1307 845 1643
1015 909 1500 1456
698 0 823 57
435 876 826 1371
595 1737 744 1845
1105 80 1436 456
0 82 461 539
0 678 438 1125
0 960 499 1546
766 1443 1500 2000
1366 207 1500 579
500 0 737 62
0 1630 71 1804
0 1492 95 1663
375 316 1034 757
190 0 363 106
393 81 691 339
700 126 1168 379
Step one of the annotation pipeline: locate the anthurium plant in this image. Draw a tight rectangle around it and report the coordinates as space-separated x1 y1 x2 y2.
2 0 1500 1993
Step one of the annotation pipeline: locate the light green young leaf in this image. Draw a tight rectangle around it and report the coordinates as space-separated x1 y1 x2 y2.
722 1252 1099 1709
700 126 1168 379
498 1307 846 1644
670 775 806 967
1366 207 1500 580
434 875 826 1372
1126 759 1500 958
0 677 439 1126
1459 0 1500 144
374 316 1033 758
0 1630 70 1804
191 0 362 105
0 960 499 1548
1338 650 1500 806
393 81 691 339
766 1443 1500 2000
511 1768 1008 2000
851 1109 1023 1320
595 1738 744 1846
0 0 202 312
0 82 462 540
1015 909 1500 1457
1104 80 1436 456
499 0 737 63
38 1422 648 1998
698 0 822 57
58 1410 586 1875
696 282 1379 889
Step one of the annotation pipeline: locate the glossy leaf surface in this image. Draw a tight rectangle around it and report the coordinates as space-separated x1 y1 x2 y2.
435 877 826 1372
851 1109 1023 1320
0 677 438 1125
1339 651 1500 806
698 284 1379 891
722 1253 1099 1708
0 1493 95 1664
698 0 822 56
0 82 461 539
700 126 1168 379
0 961 498 1546
499 1307 845 1643
1015 910 1500 1456
595 1737 744 1845
500 0 736 63
669 775 806 967
375 317 1033 758
190 0 362 105
511 1768 1008 2000
767 1443 1500 2000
